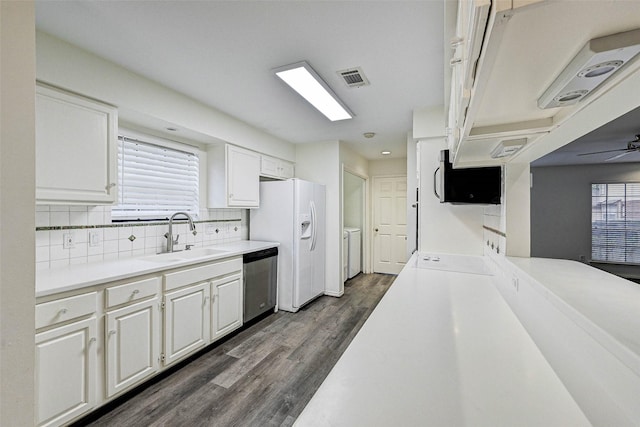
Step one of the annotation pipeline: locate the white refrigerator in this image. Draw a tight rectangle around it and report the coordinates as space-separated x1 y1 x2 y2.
250 179 326 312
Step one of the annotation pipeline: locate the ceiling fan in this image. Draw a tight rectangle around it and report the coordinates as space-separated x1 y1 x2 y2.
578 134 640 161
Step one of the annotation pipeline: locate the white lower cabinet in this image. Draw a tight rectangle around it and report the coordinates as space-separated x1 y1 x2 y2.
211 272 243 341
35 317 98 427
36 256 246 426
105 297 161 397
163 282 211 366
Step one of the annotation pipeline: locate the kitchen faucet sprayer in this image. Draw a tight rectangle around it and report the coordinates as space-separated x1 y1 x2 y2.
165 212 196 252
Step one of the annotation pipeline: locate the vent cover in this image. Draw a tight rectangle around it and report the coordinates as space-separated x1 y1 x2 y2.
337 67 370 88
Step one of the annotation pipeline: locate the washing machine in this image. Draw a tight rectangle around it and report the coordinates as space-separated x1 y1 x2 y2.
344 227 361 279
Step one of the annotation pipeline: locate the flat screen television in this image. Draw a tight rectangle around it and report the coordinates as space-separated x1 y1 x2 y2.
437 150 501 204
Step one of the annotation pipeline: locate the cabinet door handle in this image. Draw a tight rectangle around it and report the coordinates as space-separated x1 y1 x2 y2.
106 183 116 189
132 289 140 296
58 308 68 315
450 58 462 67
450 37 464 48
108 330 117 337
89 337 97 344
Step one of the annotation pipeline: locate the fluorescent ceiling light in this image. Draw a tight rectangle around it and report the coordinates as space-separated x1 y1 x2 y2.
274 61 353 121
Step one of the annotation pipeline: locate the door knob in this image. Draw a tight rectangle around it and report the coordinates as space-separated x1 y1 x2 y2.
374 228 379 232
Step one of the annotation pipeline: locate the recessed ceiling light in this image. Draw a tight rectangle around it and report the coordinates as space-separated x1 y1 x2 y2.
273 61 353 121
363 132 375 138
381 150 391 155
166 127 178 132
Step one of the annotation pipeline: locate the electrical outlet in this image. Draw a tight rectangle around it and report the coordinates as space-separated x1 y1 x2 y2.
63 232 75 249
89 231 100 247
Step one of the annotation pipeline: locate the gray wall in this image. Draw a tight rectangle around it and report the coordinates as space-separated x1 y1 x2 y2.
531 162 640 277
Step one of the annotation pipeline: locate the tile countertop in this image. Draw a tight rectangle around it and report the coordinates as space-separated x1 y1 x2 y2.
36 240 279 298
508 256 640 377
295 253 590 427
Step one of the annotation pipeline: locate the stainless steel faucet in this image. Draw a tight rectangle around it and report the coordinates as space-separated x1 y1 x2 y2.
165 212 196 252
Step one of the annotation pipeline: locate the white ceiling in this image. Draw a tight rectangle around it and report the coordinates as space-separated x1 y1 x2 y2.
35 1 445 160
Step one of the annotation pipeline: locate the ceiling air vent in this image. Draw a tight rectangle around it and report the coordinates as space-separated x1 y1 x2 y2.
337 67 370 88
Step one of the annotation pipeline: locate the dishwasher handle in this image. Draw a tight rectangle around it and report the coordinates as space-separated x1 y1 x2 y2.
243 247 278 263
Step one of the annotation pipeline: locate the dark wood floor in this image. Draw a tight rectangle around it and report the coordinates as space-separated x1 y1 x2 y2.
86 273 395 427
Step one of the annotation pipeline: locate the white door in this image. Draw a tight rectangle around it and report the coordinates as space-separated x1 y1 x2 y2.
373 176 408 274
210 273 243 341
105 297 160 397
35 317 97 427
163 283 210 365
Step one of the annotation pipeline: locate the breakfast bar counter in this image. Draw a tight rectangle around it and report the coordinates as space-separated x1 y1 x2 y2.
295 254 590 426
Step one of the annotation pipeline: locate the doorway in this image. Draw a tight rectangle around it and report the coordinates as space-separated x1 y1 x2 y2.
343 170 366 282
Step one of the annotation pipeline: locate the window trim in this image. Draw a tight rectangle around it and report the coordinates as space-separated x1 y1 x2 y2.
112 132 200 222
591 181 640 265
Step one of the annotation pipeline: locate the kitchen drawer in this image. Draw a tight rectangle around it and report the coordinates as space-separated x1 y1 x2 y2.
105 276 160 309
36 292 97 330
164 257 242 291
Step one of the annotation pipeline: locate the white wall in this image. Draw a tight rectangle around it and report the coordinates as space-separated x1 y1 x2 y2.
415 105 487 255
296 141 342 296
369 158 407 176
0 2 36 424
36 32 296 161
531 162 640 277
419 138 486 255
504 162 530 257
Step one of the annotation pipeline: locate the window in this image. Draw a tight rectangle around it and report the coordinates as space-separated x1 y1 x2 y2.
112 135 199 221
592 183 640 264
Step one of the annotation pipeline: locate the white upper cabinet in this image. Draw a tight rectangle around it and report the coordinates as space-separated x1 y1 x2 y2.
446 0 491 156
36 84 118 204
208 144 260 208
260 155 294 180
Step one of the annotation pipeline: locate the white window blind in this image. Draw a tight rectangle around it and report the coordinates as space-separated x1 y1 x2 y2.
112 136 199 220
592 182 640 264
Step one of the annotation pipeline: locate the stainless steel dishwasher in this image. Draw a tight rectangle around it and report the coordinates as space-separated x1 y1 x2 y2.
243 247 278 323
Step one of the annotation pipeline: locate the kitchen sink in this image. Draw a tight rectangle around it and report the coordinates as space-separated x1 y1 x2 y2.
175 248 229 258
141 247 229 263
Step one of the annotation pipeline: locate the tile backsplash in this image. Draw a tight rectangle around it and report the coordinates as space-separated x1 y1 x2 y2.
36 205 248 270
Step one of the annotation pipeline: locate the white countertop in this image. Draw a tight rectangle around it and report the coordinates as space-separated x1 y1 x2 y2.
508 256 640 377
295 254 590 427
36 240 278 298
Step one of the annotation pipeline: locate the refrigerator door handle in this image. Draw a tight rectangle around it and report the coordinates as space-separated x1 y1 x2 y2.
310 201 317 252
